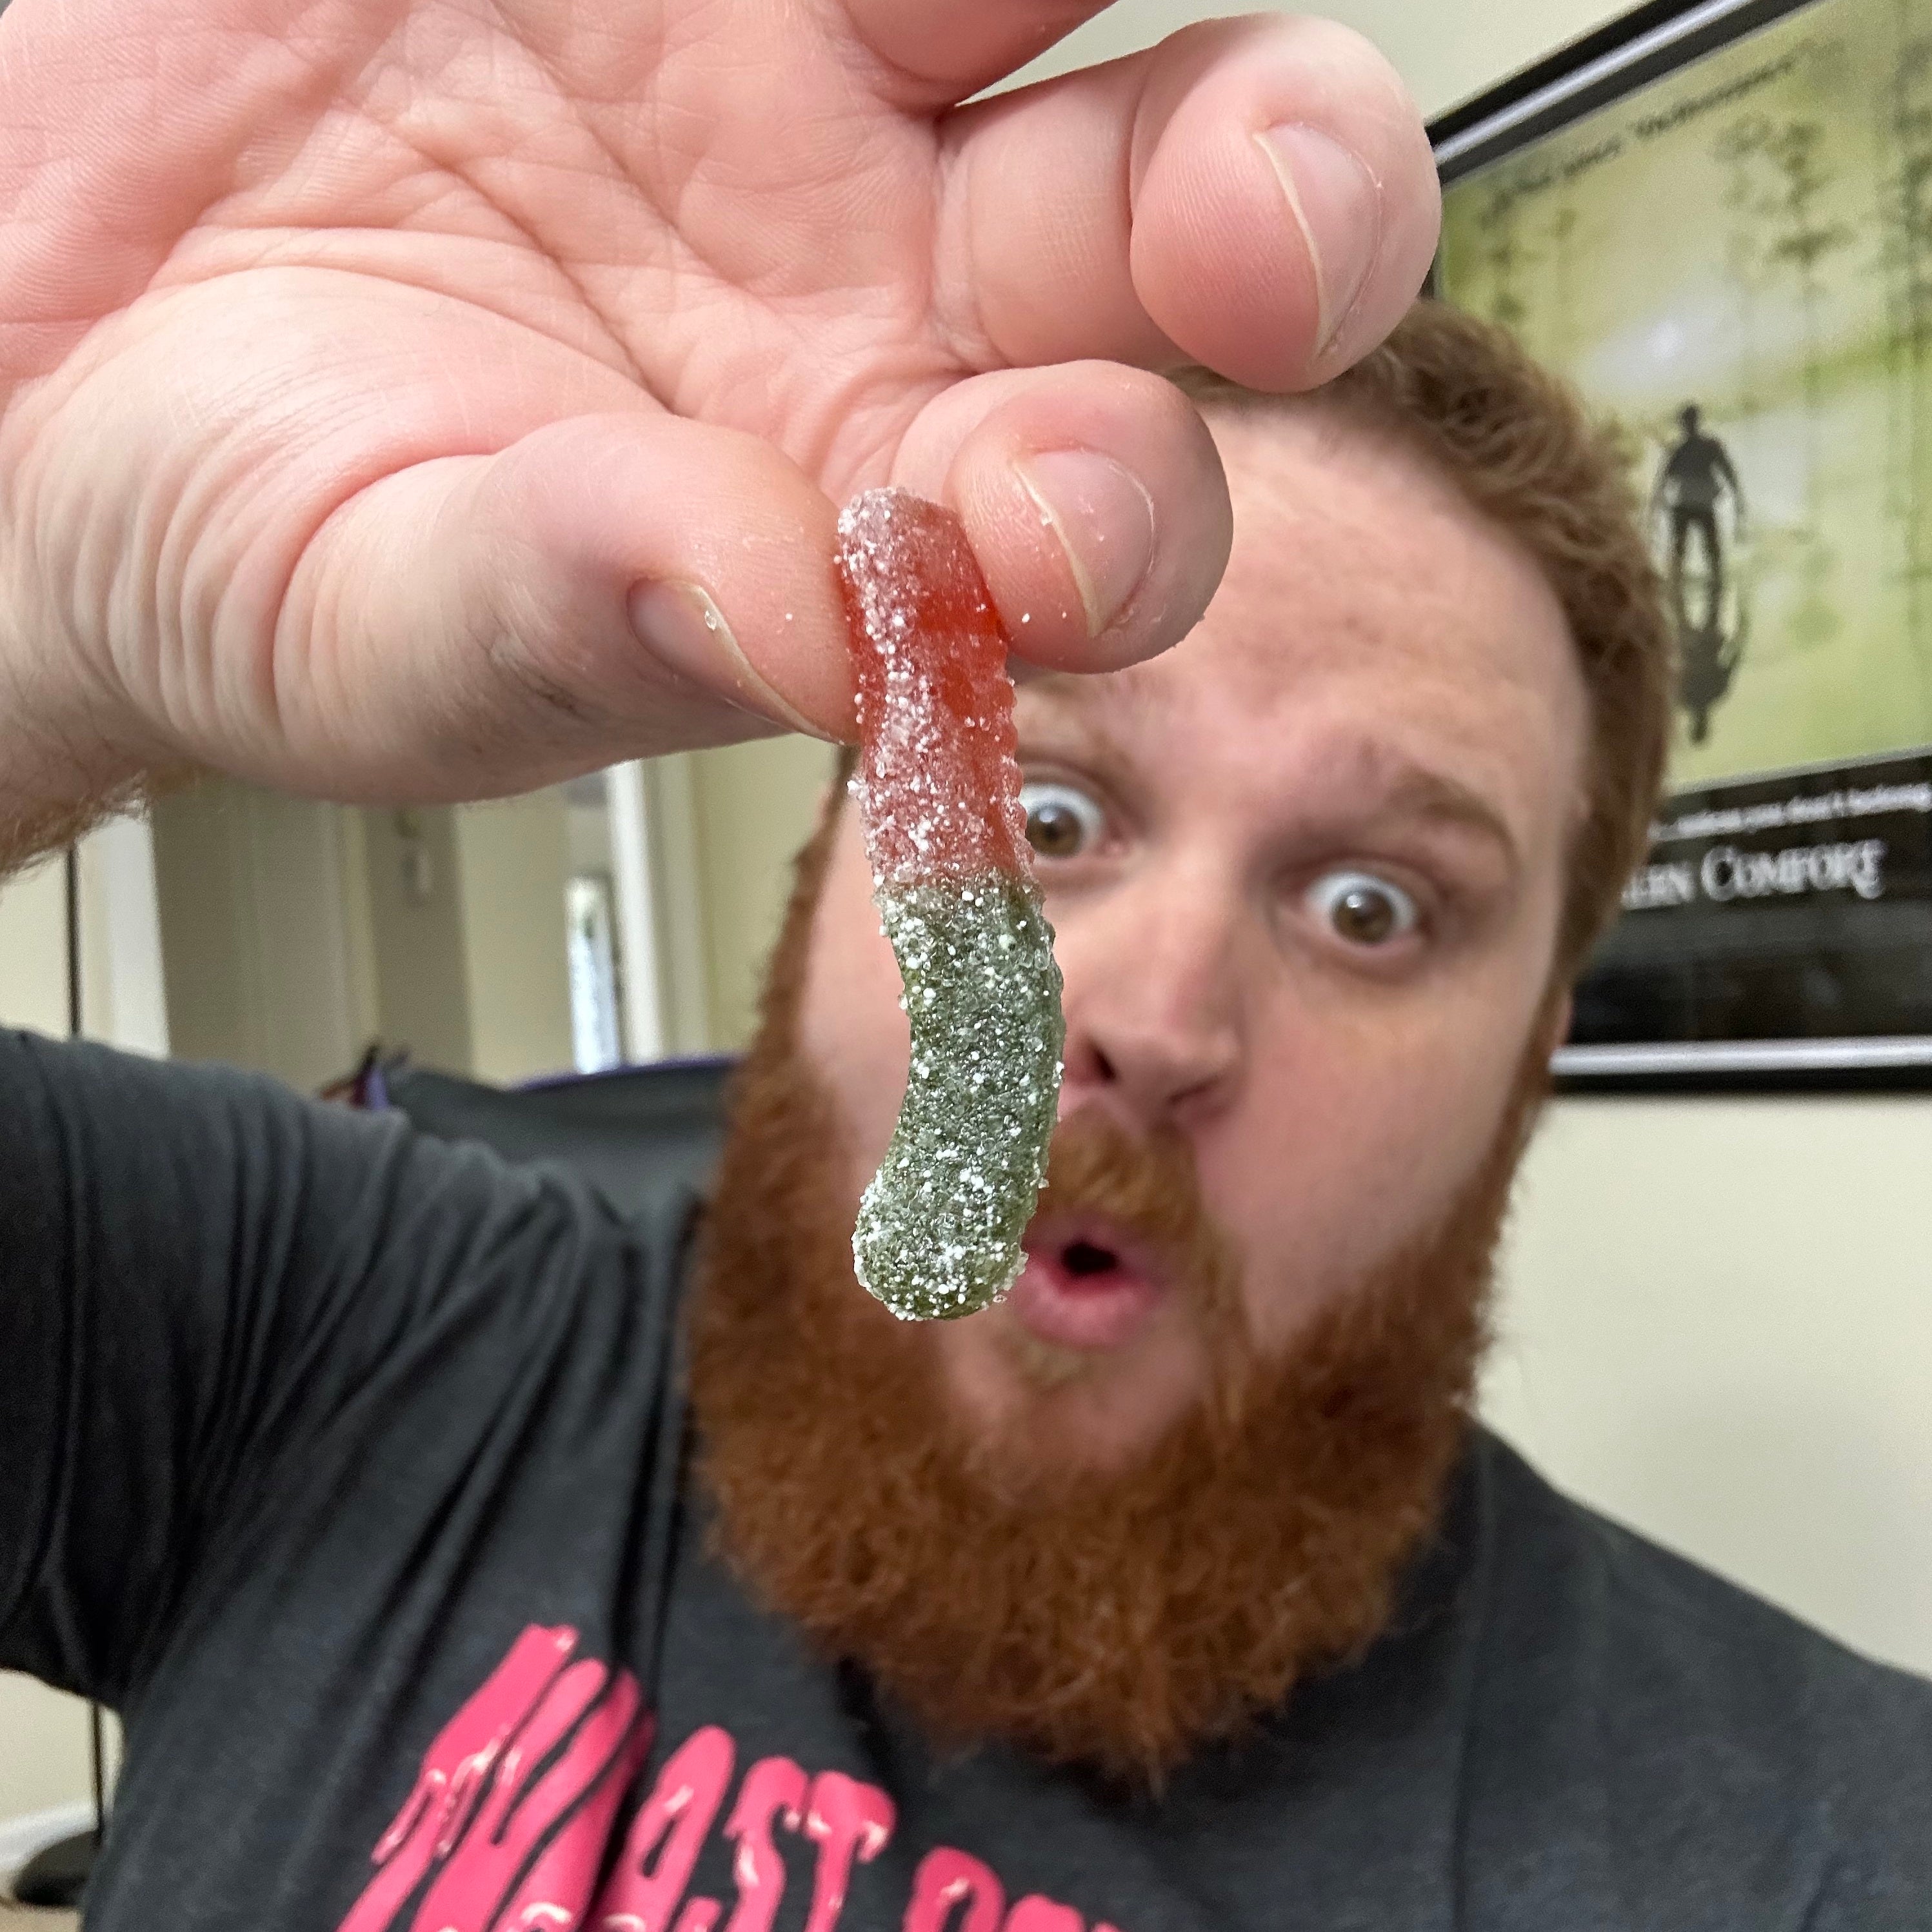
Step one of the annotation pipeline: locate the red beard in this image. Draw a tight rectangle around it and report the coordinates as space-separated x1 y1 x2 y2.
688 813 1548 1788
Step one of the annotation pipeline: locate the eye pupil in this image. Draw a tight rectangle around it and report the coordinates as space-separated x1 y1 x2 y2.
1333 885 1397 944
1026 799 1086 859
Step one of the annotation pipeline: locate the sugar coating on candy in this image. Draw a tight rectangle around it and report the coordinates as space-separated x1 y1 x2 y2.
855 878 1062 1320
835 487 1065 1321
839 489 1032 889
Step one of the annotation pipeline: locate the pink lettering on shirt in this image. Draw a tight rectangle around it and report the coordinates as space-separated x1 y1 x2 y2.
902 1847 1005 1932
592 1722 737 1929
409 1655 644 1929
719 1755 808 1932
1004 1900 1086 1932
801 1771 897 1932
339 1626 584 1932
337 1627 1119 1932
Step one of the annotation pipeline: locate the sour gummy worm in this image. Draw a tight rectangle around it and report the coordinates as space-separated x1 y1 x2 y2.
833 487 1066 1322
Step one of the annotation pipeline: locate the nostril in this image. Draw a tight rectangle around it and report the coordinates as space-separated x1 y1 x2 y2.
1061 1239 1119 1279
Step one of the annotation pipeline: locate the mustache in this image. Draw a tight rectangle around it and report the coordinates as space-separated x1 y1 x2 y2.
1030 1108 1251 1384
1035 1110 1222 1271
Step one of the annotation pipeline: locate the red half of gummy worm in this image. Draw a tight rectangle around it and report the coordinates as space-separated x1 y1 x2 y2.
834 487 1031 889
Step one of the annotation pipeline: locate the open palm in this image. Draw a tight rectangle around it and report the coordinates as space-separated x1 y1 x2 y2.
0 0 1437 811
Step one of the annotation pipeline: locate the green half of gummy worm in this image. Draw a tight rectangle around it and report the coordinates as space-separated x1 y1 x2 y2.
834 487 1066 1322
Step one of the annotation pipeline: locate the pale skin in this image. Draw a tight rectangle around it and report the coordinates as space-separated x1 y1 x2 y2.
800 411 1588 1473
0 0 1442 860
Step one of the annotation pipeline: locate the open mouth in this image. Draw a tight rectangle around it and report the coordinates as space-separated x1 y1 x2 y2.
1007 1219 1166 1352
1060 1238 1122 1280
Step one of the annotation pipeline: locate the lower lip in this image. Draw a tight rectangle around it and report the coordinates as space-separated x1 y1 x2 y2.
1006 1247 1162 1352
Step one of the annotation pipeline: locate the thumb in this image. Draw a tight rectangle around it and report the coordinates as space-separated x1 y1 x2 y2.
268 412 852 801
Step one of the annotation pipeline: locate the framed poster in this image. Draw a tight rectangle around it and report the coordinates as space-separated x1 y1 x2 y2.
1433 0 1932 1090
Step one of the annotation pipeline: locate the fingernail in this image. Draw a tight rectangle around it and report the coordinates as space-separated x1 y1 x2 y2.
628 579 821 735
1256 123 1383 359
1013 451 1156 639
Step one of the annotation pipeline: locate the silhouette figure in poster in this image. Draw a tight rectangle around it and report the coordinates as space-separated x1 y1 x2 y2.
1678 605 1748 746
1654 404 1746 628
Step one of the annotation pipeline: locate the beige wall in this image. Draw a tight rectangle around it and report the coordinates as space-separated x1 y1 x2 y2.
0 859 92 1823
452 794 577 1084
687 740 839 1049
150 785 580 1088
0 1689 90 1830
1011 0 1630 114
358 806 474 1075
152 782 375 1092
1486 1099 1932 1677
0 857 68 1041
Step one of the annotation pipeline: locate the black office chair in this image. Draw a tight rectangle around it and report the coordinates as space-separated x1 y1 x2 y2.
379 1056 737 1219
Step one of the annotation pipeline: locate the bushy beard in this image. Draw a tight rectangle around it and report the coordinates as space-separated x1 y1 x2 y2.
687 815 1548 1788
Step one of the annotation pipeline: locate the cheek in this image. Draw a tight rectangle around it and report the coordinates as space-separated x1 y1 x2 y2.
797 822 912 1191
1217 981 1538 1355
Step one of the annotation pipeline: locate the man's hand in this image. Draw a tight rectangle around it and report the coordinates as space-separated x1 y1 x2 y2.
0 0 1437 831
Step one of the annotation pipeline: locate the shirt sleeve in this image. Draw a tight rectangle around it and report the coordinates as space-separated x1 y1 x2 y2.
0 1028 645 1706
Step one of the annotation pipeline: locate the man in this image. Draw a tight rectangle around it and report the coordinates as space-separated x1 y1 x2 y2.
1654 401 1747 617
0 5 1927 1931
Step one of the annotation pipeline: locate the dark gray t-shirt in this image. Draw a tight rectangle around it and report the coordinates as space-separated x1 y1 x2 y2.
3 1031 1929 1930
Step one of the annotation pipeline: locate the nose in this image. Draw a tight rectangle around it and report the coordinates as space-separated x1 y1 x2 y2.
1055 853 1246 1133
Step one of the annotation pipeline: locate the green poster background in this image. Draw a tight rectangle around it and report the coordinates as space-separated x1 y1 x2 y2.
1439 0 1932 792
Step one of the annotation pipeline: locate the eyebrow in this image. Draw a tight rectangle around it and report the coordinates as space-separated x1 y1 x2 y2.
1358 759 1520 866
1019 681 1522 869
1013 679 1146 789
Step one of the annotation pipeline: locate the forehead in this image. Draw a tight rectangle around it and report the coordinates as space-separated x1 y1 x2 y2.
1021 407 1588 835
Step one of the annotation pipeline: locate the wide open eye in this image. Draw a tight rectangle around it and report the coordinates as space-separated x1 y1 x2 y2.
1019 781 1105 861
1306 870 1419 947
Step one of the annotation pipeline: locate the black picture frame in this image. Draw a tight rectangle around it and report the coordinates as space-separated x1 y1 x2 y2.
1429 0 1932 1094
